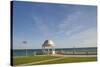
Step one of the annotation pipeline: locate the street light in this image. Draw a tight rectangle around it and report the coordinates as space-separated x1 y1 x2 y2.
22 41 28 56
73 46 76 55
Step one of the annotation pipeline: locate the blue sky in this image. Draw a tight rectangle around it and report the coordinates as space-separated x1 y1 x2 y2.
13 1 97 49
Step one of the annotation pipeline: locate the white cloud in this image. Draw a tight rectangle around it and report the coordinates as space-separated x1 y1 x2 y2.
56 8 96 40
68 27 97 47
33 16 53 39
65 25 83 36
58 11 82 30
57 11 84 36
55 27 97 48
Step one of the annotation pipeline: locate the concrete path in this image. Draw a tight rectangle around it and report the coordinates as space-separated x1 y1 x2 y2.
53 55 97 57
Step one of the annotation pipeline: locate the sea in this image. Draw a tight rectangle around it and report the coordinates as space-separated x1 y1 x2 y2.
12 47 97 56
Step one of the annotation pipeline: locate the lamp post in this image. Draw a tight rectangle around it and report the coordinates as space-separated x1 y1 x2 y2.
73 46 76 55
23 41 28 56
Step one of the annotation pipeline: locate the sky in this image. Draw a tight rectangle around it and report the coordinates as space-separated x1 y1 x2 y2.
12 1 97 49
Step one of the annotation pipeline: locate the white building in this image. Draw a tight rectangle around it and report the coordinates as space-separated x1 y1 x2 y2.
42 40 55 55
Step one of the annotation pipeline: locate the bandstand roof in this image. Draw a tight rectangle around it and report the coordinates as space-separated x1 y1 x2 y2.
42 40 55 47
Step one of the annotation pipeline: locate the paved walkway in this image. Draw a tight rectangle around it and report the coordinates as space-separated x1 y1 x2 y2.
53 54 97 57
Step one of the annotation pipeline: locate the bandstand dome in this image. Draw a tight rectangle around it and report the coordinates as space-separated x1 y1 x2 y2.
42 40 55 47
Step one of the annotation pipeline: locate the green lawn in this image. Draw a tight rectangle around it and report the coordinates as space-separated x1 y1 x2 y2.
13 56 97 66
36 57 97 65
12 55 59 65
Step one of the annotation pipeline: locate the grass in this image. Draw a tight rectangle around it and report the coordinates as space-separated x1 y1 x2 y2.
36 57 97 65
12 55 59 65
12 55 97 66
